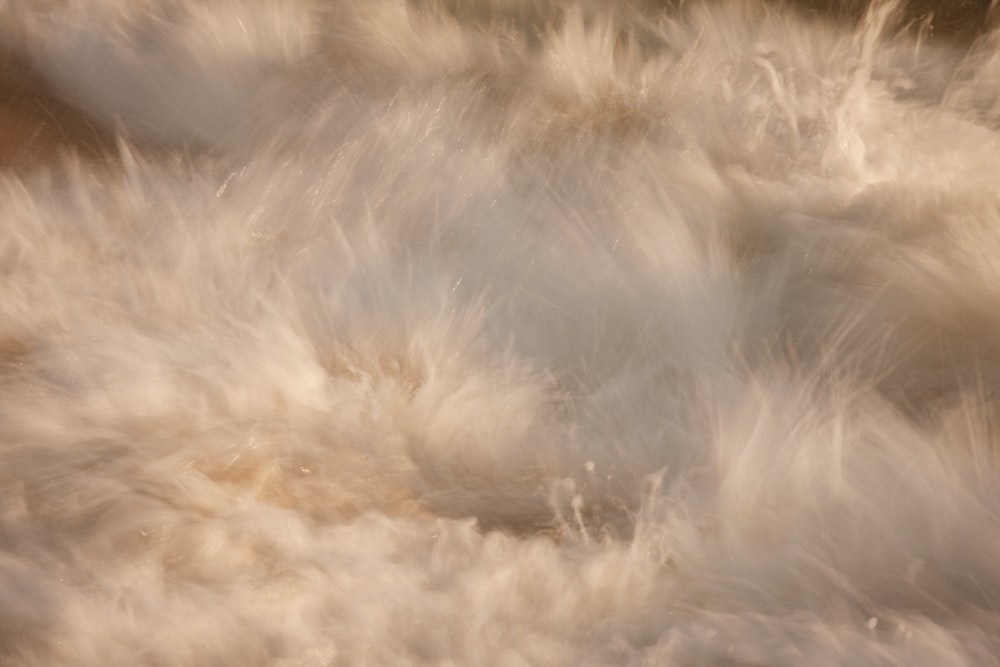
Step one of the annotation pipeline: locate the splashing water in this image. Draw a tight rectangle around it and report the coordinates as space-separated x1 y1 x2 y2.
3 0 1000 664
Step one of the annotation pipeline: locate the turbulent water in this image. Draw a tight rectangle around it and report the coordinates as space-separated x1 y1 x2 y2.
3 0 1000 664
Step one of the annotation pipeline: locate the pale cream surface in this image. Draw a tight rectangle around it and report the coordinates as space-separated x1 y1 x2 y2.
2 1 1000 664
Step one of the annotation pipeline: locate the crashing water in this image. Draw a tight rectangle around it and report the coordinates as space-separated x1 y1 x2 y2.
2 0 1000 664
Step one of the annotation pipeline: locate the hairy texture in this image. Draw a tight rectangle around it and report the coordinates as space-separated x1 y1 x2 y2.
2 0 1000 664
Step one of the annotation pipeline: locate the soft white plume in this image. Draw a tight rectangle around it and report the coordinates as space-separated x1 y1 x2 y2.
2 0 1000 664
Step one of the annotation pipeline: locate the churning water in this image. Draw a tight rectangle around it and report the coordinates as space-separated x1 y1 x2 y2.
3 0 1000 664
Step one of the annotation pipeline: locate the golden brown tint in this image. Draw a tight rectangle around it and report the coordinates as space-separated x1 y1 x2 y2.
0 56 116 171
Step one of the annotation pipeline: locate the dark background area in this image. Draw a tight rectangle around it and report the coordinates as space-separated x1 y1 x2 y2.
0 53 116 172
789 0 994 39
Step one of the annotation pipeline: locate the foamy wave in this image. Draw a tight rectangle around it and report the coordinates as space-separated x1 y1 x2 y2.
2 1 1000 664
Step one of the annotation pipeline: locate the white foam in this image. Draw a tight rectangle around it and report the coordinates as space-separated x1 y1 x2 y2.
2 0 1000 664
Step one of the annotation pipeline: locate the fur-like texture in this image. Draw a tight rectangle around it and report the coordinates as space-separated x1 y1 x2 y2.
3 1 1000 664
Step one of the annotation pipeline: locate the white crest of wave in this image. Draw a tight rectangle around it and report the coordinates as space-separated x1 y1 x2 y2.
3 0 1000 664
